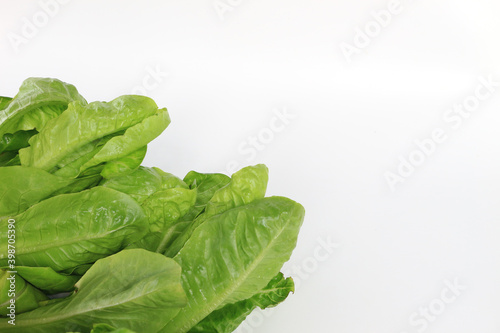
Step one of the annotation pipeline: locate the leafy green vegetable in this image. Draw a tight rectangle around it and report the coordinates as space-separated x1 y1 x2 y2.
0 249 187 332
19 95 169 177
0 129 37 154
0 187 148 271
164 164 268 257
0 78 305 333
190 272 294 333
89 323 137 333
156 171 232 254
0 97 11 111
0 166 73 216
182 171 231 221
101 166 188 202
159 197 305 332
0 78 86 137
14 266 79 295
100 145 147 179
0 269 48 316
128 188 197 252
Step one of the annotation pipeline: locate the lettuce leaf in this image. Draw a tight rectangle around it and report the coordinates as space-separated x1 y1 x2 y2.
0 78 86 137
159 196 305 332
0 249 187 332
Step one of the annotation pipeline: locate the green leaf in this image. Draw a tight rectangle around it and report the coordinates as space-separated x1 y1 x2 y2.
0 187 148 271
0 249 187 332
128 188 197 253
51 132 120 178
164 164 268 258
0 269 48 316
0 129 37 154
182 171 231 221
80 107 170 171
0 78 86 137
159 196 305 333
14 266 79 295
100 145 147 179
90 323 137 333
189 273 294 333
0 152 20 167
0 96 11 111
49 174 103 197
0 166 73 216
101 166 188 203
157 171 231 255
19 95 163 174
59 263 93 277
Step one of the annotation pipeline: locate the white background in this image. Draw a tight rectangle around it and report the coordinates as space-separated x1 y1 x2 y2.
2 1 500 332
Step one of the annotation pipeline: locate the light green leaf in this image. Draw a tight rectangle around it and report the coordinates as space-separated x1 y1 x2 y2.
100 145 147 179
80 108 170 171
0 249 187 332
19 95 161 173
14 266 79 295
0 269 48 316
158 171 231 255
0 166 73 216
0 78 86 137
90 323 137 333
128 188 197 253
0 187 148 271
159 196 305 333
189 272 294 333
164 164 268 258
101 166 188 203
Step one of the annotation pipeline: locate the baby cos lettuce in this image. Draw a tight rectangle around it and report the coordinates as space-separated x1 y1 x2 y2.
0 78 305 333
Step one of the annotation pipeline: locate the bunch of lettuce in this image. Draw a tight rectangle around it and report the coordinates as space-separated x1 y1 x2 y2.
0 78 305 333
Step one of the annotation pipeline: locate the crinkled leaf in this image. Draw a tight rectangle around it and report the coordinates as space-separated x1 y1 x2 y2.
80 107 170 171
0 78 86 137
128 188 197 253
0 187 148 271
189 272 294 333
159 197 305 333
101 166 187 203
0 249 187 332
19 95 161 172
182 171 231 221
164 164 268 257
159 171 231 255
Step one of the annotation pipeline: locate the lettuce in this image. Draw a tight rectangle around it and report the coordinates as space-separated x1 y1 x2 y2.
0 78 304 333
